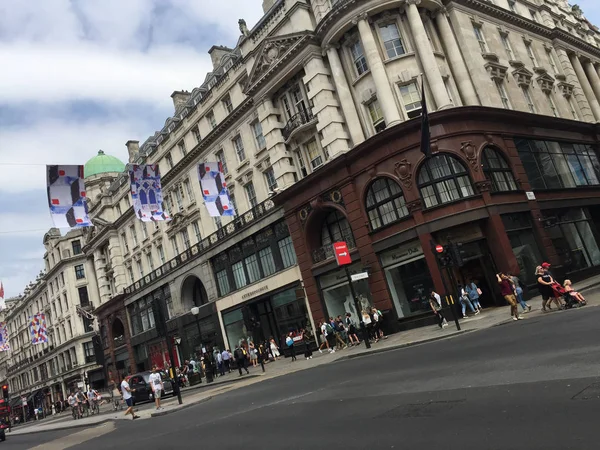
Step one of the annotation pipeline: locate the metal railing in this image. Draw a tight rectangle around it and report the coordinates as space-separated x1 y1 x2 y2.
282 110 315 140
312 235 356 264
124 197 278 295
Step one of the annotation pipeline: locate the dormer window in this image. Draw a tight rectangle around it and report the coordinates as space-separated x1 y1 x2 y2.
223 59 234 71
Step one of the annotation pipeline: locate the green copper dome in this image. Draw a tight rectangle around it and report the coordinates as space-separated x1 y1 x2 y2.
84 150 126 178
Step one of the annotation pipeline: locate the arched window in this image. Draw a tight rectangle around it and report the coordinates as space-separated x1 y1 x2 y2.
365 178 409 230
321 210 354 247
418 154 474 208
481 147 518 192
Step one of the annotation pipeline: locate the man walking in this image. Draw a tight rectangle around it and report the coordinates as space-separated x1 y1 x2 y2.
148 366 164 411
497 273 522 321
221 349 231 373
234 345 250 376
120 373 140 420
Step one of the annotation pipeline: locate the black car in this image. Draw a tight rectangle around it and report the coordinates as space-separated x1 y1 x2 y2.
128 371 174 405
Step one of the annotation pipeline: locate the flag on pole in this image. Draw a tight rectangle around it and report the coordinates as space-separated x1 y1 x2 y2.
420 79 431 159
29 313 48 345
0 322 9 352
0 281 5 312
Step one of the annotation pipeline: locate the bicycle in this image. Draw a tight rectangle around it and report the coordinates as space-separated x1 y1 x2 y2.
71 405 80 420
89 399 100 416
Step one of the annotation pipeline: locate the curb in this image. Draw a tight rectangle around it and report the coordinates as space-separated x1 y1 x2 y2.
9 418 113 436
335 329 474 361
178 374 260 394
150 396 212 417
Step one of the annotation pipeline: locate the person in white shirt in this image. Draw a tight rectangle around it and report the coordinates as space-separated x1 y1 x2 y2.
318 321 333 353
120 373 139 420
430 290 448 329
148 366 164 411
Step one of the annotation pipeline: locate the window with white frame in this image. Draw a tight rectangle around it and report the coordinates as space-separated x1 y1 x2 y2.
294 149 308 178
264 167 278 192
192 221 202 242
349 40 368 76
181 228 191 250
223 58 233 71
473 24 489 53
524 40 538 66
495 79 511 109
306 139 323 169
546 92 558 117
166 154 174 169
174 187 183 211
127 266 134 283
130 225 138 247
245 181 258 208
141 222 148 240
222 94 233 114
178 140 187 157
170 236 179 255
207 78 217 90
216 149 228 175
183 179 193 201
136 259 144 278
378 22 406 59
192 125 201 143
207 111 217 129
146 253 155 272
521 86 535 113
499 32 514 60
251 120 266 151
367 99 386 132
233 135 246 162
399 82 422 117
121 233 129 254
157 245 165 264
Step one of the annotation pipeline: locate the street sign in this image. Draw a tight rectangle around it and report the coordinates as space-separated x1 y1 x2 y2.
435 244 444 253
333 242 352 266
351 272 369 281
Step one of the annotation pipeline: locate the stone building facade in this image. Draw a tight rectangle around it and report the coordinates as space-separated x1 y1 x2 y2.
4 229 101 418
74 0 600 376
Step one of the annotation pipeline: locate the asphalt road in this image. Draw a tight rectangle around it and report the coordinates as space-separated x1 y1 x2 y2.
6 305 600 449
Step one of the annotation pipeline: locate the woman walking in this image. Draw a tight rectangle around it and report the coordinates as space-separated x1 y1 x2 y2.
458 283 479 318
269 336 280 361
429 290 448 329
509 273 531 313
345 312 360 345
536 266 557 311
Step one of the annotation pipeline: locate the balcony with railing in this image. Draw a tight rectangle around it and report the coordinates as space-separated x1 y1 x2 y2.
124 197 278 295
282 110 316 141
312 234 356 264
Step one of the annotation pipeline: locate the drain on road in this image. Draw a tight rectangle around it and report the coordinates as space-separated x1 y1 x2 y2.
572 383 600 400
377 399 466 419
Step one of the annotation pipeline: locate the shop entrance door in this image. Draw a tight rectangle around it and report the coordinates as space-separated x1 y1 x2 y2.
453 240 501 307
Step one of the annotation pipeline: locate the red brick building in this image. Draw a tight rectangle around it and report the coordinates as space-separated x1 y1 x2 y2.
275 107 600 330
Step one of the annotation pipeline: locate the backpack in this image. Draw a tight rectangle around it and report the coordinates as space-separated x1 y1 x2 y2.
286 336 293 347
325 323 334 334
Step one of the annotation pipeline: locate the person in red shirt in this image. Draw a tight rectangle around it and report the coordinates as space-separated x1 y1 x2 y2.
497 273 522 321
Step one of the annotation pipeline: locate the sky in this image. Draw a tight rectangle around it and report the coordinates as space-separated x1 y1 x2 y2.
0 1 599 299
0 0 264 298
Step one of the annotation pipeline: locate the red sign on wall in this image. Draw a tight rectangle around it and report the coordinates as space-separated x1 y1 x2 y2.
333 242 352 266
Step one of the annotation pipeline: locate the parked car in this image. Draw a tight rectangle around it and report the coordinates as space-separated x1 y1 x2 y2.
128 371 174 405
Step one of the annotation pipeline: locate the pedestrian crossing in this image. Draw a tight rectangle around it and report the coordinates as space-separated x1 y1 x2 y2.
27 422 115 450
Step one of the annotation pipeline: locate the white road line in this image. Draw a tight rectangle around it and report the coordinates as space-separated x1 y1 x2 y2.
27 422 115 450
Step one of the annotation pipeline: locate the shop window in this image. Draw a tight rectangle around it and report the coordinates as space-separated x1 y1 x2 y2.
544 208 600 271
481 147 518 192
365 178 409 230
417 154 475 208
128 297 155 336
515 139 600 189
502 212 544 286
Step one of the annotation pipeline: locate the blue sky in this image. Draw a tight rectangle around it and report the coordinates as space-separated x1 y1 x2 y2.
0 0 264 298
0 1 599 298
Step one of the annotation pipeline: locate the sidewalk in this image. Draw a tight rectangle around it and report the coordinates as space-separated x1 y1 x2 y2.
12 274 600 435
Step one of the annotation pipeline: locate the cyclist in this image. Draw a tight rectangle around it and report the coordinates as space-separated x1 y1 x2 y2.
87 387 99 414
75 389 87 416
68 392 79 419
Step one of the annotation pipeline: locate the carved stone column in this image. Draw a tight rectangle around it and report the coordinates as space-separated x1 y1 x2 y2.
303 53 352 158
434 7 478 105
583 59 600 106
569 52 600 121
354 12 402 126
555 47 595 122
325 44 366 146
405 0 452 109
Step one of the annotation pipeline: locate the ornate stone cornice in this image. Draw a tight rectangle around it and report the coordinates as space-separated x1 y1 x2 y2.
452 0 600 59
351 12 369 25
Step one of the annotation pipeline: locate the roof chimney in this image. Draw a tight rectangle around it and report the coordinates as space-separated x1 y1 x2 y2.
125 140 139 163
171 90 191 112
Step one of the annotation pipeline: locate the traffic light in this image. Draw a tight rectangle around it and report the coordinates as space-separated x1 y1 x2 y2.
449 242 466 267
433 244 453 268
2 385 8 402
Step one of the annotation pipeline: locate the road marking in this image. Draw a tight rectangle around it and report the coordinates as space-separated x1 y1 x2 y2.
27 422 115 450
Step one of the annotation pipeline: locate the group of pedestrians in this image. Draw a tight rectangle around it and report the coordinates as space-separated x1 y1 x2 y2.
536 262 586 311
317 309 386 353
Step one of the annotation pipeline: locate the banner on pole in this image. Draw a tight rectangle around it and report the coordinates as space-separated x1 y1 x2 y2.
129 164 170 222
46 165 92 228
29 313 48 345
198 162 235 217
